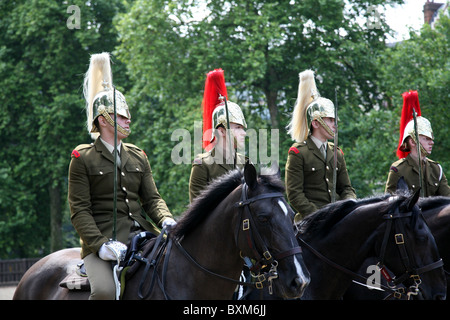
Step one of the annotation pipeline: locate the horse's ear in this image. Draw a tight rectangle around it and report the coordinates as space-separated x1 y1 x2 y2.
396 176 408 192
244 162 258 190
404 188 421 212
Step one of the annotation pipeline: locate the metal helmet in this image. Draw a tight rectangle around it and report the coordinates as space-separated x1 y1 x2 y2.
287 69 335 142
307 97 335 137
201 69 246 150
83 52 131 139
211 100 247 135
399 116 433 154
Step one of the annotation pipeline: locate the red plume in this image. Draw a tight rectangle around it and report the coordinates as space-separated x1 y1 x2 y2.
202 69 228 150
396 90 421 159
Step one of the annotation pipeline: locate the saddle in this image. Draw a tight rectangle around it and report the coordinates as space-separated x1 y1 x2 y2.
59 231 159 293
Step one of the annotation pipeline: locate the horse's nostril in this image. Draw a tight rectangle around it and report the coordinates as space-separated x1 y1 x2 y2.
434 293 446 300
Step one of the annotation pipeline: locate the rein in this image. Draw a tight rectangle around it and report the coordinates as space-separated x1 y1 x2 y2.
133 181 302 299
298 205 443 300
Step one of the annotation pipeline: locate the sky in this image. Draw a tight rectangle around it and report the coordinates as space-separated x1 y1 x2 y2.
384 0 427 42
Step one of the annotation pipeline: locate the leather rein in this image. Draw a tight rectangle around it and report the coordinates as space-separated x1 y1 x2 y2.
134 181 302 299
297 205 443 300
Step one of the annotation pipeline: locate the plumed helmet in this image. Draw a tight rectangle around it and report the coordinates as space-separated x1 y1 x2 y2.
396 90 432 158
83 52 130 139
201 69 246 150
400 116 433 153
287 69 335 142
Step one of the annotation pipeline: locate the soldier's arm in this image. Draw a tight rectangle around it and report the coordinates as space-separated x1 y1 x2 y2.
385 166 401 195
336 152 356 199
437 171 450 196
68 152 109 254
285 149 318 220
189 163 208 203
139 153 173 227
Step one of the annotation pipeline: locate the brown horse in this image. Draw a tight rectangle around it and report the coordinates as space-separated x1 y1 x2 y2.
13 163 310 300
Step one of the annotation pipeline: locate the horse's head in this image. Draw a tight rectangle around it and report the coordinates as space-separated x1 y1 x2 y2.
235 163 310 299
376 190 446 300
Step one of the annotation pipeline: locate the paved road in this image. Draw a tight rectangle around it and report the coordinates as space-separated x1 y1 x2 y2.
0 286 16 300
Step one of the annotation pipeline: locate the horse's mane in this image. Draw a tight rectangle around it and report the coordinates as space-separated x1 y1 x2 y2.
171 167 284 238
297 194 392 240
418 196 450 211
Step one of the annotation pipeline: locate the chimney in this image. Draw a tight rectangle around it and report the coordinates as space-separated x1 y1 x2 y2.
423 0 444 24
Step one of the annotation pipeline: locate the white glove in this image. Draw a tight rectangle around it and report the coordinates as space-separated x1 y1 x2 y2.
162 218 177 229
98 241 127 262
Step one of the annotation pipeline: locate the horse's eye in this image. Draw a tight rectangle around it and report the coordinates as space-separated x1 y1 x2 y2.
257 214 271 223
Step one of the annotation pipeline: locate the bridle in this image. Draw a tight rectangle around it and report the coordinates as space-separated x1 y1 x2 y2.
376 205 443 299
133 180 303 299
234 181 303 293
297 202 443 300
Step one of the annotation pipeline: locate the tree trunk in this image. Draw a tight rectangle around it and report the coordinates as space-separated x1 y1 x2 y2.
49 183 63 252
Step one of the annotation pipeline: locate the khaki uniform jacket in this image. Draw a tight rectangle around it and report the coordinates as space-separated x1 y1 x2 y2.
189 149 248 202
385 154 450 197
68 138 173 258
285 137 356 222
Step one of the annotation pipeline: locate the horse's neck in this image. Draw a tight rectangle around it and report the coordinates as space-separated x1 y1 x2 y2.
303 211 382 299
178 200 243 278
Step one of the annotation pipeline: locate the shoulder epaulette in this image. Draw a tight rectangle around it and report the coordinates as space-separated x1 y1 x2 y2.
390 158 406 172
71 144 93 158
192 152 211 165
327 142 344 155
124 143 147 157
289 142 305 154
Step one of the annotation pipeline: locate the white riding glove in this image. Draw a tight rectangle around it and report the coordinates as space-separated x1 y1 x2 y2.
162 218 177 229
98 240 127 262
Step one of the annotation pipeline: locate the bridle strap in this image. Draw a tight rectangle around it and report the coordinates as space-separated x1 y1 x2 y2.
237 183 302 271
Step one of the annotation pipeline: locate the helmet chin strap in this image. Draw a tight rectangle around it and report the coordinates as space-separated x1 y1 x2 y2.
101 111 131 137
410 133 428 156
316 117 335 138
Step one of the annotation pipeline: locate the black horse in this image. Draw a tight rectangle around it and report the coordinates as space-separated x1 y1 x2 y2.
345 195 450 299
14 163 310 300
297 190 445 299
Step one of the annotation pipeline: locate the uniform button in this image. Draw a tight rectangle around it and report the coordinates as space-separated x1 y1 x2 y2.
326 166 329 170
125 198 129 203
122 186 127 191
129 212 132 217
312 168 315 171
435 183 438 186
99 171 103 175
328 189 331 193
326 178 329 182
412 185 415 188
136 167 140 171
121 172 125 176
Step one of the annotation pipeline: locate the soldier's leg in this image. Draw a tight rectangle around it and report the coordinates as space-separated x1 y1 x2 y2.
84 253 116 300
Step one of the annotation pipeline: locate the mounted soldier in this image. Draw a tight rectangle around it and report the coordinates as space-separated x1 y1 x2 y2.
385 90 450 197
189 68 248 202
285 69 356 222
68 52 175 299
